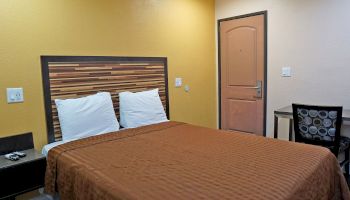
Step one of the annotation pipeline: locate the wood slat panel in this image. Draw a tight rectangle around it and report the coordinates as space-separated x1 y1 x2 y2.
41 56 169 143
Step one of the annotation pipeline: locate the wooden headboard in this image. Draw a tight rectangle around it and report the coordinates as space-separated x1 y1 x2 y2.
41 56 169 143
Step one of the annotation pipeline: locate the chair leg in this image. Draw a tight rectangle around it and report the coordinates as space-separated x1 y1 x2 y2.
345 149 349 181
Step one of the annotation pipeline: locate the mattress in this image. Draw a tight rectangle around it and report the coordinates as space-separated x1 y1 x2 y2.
42 140 67 157
45 121 350 200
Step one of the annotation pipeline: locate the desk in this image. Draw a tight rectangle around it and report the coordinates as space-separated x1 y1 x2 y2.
274 105 350 141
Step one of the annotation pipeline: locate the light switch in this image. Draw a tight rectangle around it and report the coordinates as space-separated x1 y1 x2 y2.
175 78 182 87
7 88 24 103
281 67 291 77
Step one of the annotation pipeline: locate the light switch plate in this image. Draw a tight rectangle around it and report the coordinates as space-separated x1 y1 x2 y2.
175 78 182 87
7 88 24 103
282 67 291 77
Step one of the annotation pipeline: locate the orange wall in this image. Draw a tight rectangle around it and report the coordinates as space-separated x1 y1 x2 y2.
0 0 216 149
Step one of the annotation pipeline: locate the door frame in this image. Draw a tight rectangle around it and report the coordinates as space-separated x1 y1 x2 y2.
218 11 268 136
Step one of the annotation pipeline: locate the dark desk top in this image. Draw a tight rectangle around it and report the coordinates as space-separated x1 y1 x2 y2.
275 105 350 121
0 149 45 169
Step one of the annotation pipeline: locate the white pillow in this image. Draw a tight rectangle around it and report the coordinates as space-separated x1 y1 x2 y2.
119 89 168 128
55 92 120 141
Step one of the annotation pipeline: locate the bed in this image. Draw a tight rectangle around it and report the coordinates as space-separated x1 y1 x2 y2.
41 56 350 200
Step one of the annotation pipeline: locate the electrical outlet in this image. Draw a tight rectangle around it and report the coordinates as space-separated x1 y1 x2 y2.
184 85 190 92
7 88 24 103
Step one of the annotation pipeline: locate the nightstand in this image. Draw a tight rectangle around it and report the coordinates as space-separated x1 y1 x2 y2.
0 149 46 200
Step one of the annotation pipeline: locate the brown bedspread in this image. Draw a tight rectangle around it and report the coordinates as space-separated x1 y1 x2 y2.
45 121 350 200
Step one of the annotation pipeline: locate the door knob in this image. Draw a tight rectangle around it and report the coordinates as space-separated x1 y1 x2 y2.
245 81 262 98
254 80 262 98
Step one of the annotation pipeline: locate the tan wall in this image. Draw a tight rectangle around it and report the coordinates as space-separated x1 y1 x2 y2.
216 0 350 139
0 0 217 149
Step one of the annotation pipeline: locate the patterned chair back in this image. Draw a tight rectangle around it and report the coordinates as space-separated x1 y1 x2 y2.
292 104 343 155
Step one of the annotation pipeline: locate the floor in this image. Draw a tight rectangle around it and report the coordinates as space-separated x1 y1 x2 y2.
16 189 56 200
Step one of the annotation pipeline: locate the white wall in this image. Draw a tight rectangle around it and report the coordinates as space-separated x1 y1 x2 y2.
216 0 350 139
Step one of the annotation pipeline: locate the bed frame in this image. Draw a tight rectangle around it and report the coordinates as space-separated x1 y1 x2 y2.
41 56 169 143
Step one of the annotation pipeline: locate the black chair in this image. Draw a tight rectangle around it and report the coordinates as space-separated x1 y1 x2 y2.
292 104 350 178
